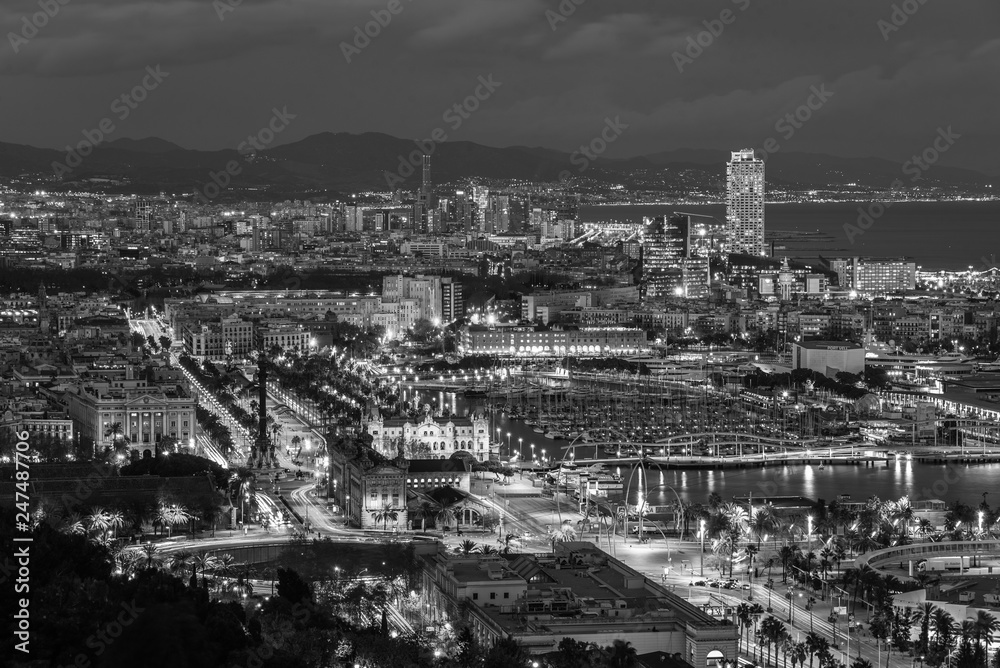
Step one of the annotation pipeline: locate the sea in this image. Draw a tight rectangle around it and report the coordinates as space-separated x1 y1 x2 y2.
578 201 1000 272
407 389 998 506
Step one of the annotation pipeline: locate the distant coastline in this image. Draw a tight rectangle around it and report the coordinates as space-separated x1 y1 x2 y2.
578 200 1000 272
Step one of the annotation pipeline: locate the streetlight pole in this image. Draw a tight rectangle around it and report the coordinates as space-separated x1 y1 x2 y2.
700 519 706 577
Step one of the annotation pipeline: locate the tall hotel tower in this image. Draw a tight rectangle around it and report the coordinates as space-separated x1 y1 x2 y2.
726 149 765 256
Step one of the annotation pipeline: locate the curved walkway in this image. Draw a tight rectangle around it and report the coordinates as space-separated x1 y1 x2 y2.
854 539 1000 578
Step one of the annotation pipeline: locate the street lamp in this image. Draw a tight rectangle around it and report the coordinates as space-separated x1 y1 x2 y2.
506 431 511 457
700 519 706 577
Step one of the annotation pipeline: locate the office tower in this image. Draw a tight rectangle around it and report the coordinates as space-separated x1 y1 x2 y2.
134 199 151 232
454 190 472 233
641 215 688 299
642 215 711 299
344 205 364 233
726 149 765 256
441 277 463 322
472 186 489 233
414 154 433 234
485 195 510 234
422 155 431 198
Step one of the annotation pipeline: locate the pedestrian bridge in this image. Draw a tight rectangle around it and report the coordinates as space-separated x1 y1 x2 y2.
854 539 1000 579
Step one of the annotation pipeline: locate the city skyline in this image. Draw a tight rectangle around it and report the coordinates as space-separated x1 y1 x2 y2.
0 0 998 175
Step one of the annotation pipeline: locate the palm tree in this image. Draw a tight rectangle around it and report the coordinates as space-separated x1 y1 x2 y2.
168 550 192 576
736 603 754 657
891 496 915 540
913 602 938 655
137 542 162 571
975 611 1000 665
435 504 456 531
750 503 779 547
760 616 786 667
479 544 499 556
85 507 111 539
604 639 639 668
456 539 478 556
712 531 736 577
157 503 192 538
191 551 217 588
779 545 798 583
849 659 873 668
370 503 398 531
790 641 808 668
104 422 124 448
59 512 86 535
931 608 957 652
413 501 438 532
105 508 125 539
549 523 578 551
213 553 235 585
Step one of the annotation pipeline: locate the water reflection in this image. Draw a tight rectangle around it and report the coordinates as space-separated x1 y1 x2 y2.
394 389 998 504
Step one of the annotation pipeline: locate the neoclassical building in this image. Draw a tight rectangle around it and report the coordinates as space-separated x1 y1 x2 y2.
365 409 495 462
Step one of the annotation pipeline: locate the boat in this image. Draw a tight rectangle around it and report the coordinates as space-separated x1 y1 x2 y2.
532 426 545 434
544 431 565 439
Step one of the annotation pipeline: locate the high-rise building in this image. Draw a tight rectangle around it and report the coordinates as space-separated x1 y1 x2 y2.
642 215 712 299
441 277 463 322
345 205 364 233
726 149 765 256
641 215 688 299
414 155 433 234
134 199 151 232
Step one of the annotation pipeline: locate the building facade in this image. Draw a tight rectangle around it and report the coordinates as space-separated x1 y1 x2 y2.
366 411 494 462
65 382 197 458
726 149 765 256
458 325 647 357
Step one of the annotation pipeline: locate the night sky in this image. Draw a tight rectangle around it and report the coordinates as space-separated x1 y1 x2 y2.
1 0 997 174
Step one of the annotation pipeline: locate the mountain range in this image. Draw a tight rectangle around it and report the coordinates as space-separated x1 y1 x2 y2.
0 132 994 198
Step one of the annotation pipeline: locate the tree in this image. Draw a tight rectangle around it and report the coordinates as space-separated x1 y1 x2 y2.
413 501 438 532
605 639 639 668
457 539 478 556
914 602 937 655
370 503 398 531
483 637 530 668
407 318 437 344
435 504 456 530
276 567 312 605
159 335 172 350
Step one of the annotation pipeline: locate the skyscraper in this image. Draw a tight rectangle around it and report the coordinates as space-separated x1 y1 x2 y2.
414 154 433 234
726 149 765 256
641 215 687 299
